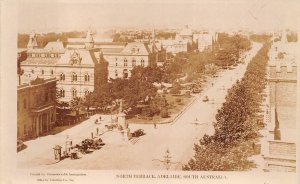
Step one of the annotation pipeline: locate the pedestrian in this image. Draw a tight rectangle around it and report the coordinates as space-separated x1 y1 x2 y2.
154 123 157 129
99 116 102 121
95 119 98 124
70 147 75 159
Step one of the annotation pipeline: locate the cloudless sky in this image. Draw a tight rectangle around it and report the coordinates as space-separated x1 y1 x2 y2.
17 0 300 33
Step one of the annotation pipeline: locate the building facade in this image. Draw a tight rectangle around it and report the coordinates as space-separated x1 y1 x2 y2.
17 77 57 140
102 42 157 79
262 32 297 172
19 29 165 101
176 25 193 44
20 30 107 102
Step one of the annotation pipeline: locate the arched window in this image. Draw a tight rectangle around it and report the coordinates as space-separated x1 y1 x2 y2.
132 59 136 66
123 69 128 79
71 72 77 82
141 59 145 67
124 58 128 67
60 73 65 81
59 89 65 97
84 74 90 82
72 89 77 98
84 90 90 96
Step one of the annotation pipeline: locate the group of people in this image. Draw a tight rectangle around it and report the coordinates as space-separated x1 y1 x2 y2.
94 115 103 124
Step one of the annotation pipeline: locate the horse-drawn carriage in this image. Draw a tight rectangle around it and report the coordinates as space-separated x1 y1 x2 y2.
74 138 104 154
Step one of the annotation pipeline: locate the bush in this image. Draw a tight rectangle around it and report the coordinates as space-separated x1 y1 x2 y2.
160 108 169 118
176 98 182 103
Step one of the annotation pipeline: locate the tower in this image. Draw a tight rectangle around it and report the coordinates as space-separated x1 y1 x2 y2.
152 27 156 41
85 29 94 49
27 31 38 49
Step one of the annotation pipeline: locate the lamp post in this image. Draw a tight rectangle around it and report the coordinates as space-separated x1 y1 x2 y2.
152 149 182 170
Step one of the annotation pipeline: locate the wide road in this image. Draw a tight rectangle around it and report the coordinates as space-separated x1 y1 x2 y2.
18 42 262 170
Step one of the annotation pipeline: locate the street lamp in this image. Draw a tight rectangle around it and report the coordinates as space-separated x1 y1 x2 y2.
152 149 182 170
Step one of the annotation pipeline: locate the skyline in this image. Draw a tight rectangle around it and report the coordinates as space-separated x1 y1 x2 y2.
17 0 300 33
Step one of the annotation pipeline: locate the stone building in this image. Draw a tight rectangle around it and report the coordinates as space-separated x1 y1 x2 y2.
20 30 108 102
102 42 158 79
17 77 57 140
159 39 188 55
176 25 193 44
262 32 297 172
196 32 218 52
19 29 165 101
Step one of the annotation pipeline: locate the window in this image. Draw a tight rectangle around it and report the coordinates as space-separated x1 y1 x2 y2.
31 69 34 74
116 63 118 67
60 73 65 81
123 69 128 79
23 99 27 109
124 58 128 67
131 48 136 53
60 89 65 97
132 59 136 66
115 70 118 77
71 73 77 82
50 70 54 75
141 59 145 67
41 69 44 75
84 90 90 96
72 89 77 98
115 57 118 61
84 74 90 82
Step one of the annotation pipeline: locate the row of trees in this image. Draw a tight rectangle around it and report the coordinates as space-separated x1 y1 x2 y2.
183 41 271 171
18 31 86 48
163 34 251 83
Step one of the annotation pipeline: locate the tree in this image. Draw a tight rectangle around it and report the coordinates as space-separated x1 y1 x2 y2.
184 41 270 171
160 108 169 118
170 82 181 94
82 92 95 112
69 97 83 116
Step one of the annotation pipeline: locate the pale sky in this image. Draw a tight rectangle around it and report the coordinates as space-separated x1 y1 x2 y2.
17 0 300 33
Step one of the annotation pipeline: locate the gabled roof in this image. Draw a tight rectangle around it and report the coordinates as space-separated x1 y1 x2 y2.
57 49 99 66
120 42 150 55
44 41 65 50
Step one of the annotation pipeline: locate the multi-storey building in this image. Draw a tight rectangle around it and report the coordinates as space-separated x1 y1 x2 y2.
197 33 218 52
262 31 297 172
20 30 108 102
19 29 165 101
176 25 193 44
17 77 57 140
102 42 159 79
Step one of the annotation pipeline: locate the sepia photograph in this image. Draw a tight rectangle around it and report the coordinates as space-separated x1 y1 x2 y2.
1 0 299 183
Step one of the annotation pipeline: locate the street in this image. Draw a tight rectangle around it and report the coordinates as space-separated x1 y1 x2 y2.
17 42 262 170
